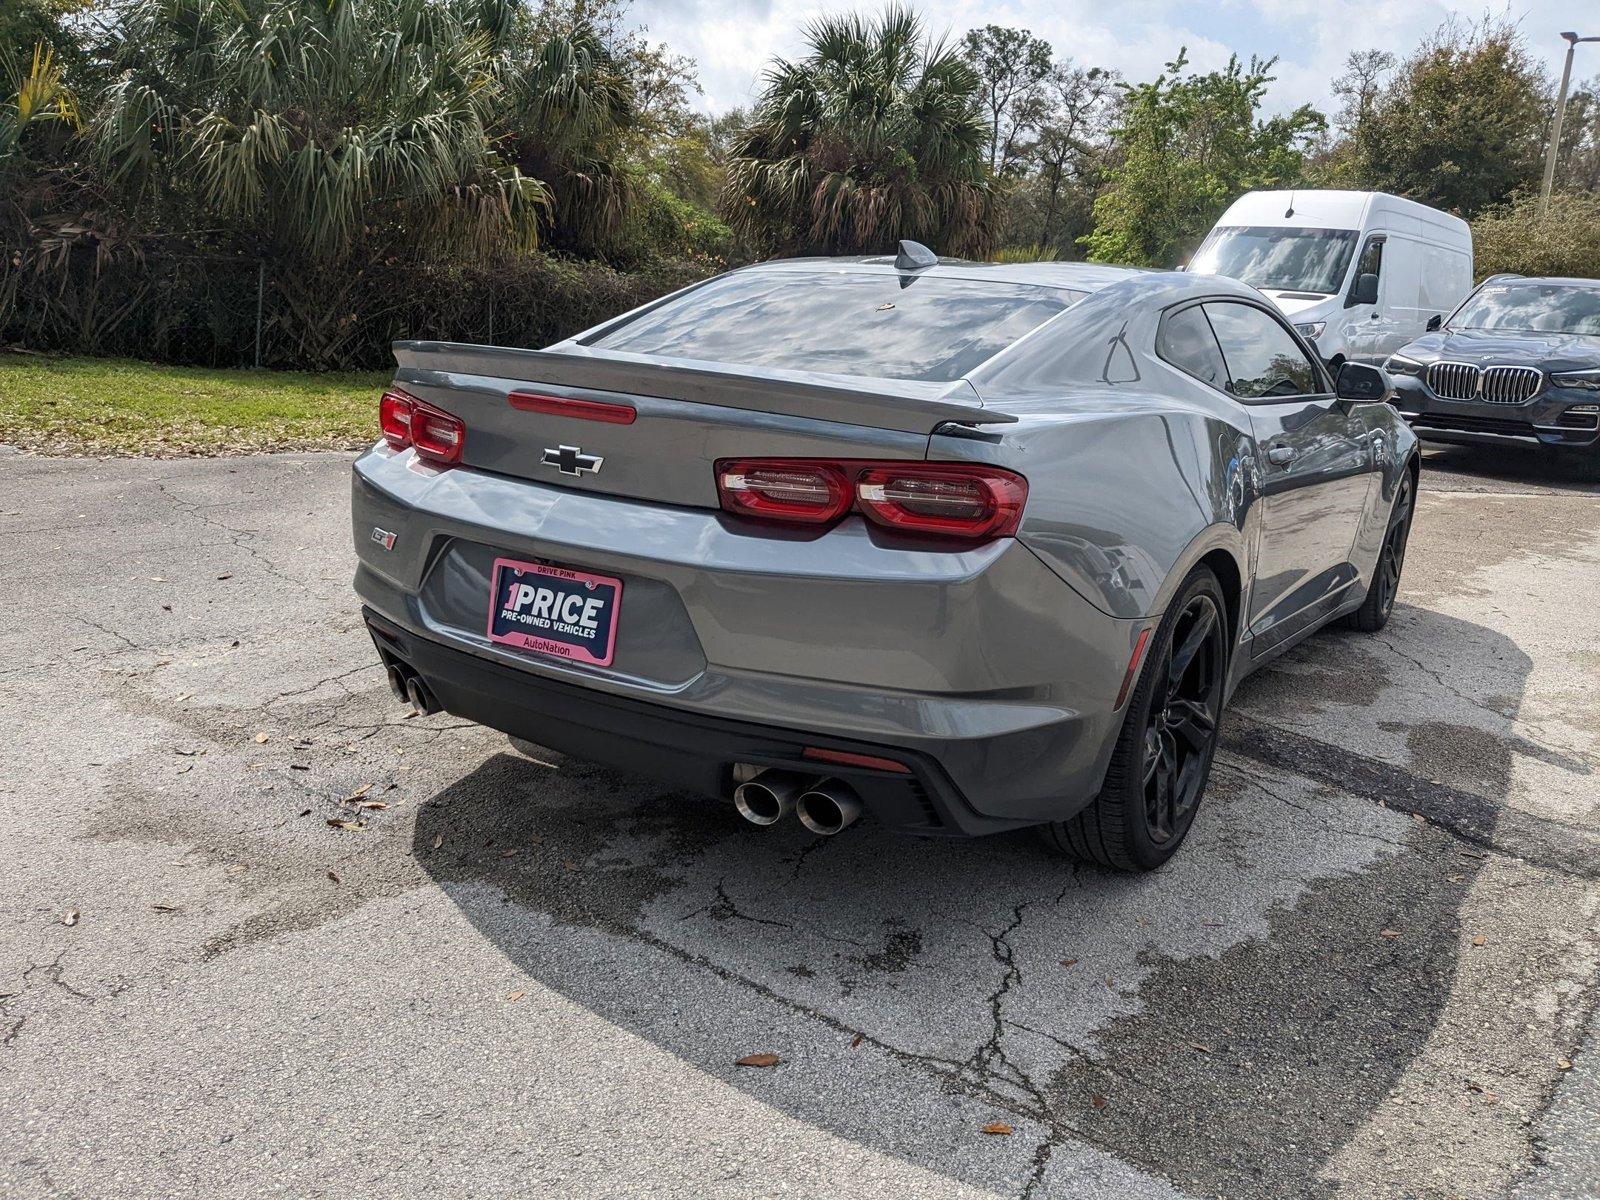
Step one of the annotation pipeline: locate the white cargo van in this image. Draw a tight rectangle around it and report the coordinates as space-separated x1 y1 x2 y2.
1188 190 1474 365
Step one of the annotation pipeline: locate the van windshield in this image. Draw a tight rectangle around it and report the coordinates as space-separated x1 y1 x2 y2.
1190 226 1359 296
586 270 1081 383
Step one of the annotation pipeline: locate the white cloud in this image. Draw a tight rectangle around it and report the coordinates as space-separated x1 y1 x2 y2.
626 0 1592 118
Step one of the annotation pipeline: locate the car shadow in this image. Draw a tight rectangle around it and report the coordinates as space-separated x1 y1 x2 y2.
1420 441 1600 490
410 604 1548 1197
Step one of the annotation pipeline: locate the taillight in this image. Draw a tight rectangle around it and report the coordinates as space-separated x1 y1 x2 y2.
716 460 852 524
855 464 1026 539
713 459 1027 541
378 388 464 466
379 390 413 449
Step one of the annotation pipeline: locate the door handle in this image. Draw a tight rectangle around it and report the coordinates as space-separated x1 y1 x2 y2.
1267 444 1297 466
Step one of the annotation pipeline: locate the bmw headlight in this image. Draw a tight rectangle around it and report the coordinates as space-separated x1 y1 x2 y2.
1551 368 1600 391
1294 321 1326 340
1383 353 1425 377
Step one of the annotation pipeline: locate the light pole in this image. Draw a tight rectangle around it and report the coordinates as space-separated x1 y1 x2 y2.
1540 31 1600 218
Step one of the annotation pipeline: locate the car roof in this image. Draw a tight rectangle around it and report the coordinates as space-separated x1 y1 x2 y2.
741 256 1145 295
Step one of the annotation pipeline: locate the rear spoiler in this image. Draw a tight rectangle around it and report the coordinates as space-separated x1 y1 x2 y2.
392 341 1017 435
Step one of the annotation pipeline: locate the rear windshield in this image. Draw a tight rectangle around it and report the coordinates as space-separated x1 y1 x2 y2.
1450 282 1600 335
586 270 1080 382
1190 226 1359 295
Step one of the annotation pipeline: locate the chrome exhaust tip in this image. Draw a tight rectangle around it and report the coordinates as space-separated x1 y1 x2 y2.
796 778 862 836
385 664 409 703
733 769 807 826
403 675 440 716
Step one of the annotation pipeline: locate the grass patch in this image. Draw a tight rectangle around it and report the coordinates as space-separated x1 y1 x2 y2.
0 355 388 456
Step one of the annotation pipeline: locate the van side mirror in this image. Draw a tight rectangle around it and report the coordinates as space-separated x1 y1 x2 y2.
1425 314 1442 332
1335 361 1392 404
1348 273 1379 307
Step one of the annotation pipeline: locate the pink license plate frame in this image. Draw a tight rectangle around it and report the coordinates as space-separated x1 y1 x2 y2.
486 557 622 668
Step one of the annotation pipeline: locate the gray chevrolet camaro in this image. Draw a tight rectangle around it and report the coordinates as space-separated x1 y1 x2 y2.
352 242 1418 870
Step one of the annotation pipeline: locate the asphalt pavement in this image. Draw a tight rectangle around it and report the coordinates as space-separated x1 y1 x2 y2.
0 439 1596 1199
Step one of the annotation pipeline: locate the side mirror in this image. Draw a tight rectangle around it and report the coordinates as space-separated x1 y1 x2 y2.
1349 273 1379 307
1425 314 1442 332
1335 361 1393 404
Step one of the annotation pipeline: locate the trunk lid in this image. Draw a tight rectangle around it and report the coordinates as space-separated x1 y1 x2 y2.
391 341 1016 508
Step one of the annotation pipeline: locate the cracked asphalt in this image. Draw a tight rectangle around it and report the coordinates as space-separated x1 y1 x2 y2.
1 439 1597 1199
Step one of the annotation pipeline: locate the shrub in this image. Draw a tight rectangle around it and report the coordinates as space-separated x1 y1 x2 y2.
1471 192 1600 281
0 245 711 370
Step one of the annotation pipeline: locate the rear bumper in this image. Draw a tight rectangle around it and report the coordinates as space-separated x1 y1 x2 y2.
366 608 1014 836
352 446 1144 829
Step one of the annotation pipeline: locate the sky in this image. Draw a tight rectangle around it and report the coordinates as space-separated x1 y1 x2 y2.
622 0 1593 118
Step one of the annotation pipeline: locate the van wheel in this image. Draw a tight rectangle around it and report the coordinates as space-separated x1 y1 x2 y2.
1343 466 1415 633
1040 566 1229 871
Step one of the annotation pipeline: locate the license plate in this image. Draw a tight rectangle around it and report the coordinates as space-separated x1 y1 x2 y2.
487 557 622 668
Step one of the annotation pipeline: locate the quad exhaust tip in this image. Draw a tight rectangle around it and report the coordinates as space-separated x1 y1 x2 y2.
797 778 862 836
402 673 440 716
733 769 805 826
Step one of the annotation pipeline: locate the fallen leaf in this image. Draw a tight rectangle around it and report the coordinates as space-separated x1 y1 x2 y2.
1460 849 1488 860
563 860 579 872
850 1034 864 1049
1090 1094 1108 1110
506 990 526 1003
432 833 444 850
1061 958 1078 968
325 818 366 832
1558 1059 1573 1070
326 871 341 885
62 907 79 926
152 903 178 913
1188 1042 1211 1054
499 848 521 859
1471 934 1487 947
253 732 269 744
216 572 233 581
736 1053 781 1068
343 784 373 802
982 1122 1014 1136
1411 812 1425 822
1380 929 1401 940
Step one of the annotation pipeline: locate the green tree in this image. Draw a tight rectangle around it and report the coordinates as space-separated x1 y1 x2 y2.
1340 19 1548 216
1083 51 1324 267
962 25 1053 176
1473 192 1600 279
720 6 997 258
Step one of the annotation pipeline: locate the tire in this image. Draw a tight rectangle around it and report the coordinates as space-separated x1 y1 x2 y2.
1040 565 1230 872
1343 463 1416 633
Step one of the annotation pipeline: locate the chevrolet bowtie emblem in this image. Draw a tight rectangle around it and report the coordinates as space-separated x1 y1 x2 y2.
542 445 604 476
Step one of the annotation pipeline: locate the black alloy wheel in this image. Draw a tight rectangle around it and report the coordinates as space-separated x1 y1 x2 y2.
1041 565 1230 871
1346 466 1415 633
1141 591 1226 845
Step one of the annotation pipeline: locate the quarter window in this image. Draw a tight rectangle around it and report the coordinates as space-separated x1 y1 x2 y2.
1202 302 1321 400
1156 306 1229 389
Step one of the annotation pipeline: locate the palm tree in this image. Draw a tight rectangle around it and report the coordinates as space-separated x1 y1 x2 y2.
90 0 637 263
720 6 997 258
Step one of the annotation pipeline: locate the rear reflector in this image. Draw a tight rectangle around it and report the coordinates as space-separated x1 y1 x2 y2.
714 458 1027 541
802 746 912 774
378 387 464 466
1114 628 1152 710
508 392 637 425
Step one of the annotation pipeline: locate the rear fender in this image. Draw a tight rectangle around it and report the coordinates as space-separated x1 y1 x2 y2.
930 407 1258 621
